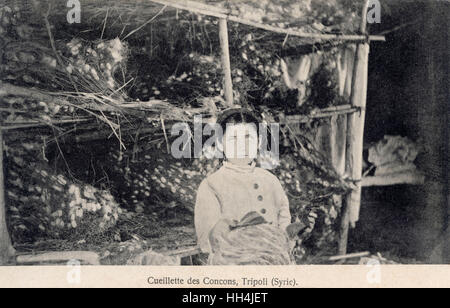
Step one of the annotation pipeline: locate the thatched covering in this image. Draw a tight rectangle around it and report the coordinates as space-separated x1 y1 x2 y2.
1 0 368 128
18 0 365 36
1 0 362 262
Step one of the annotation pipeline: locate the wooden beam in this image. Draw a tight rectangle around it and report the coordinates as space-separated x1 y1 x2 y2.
282 107 358 124
338 0 371 255
16 251 100 265
0 82 66 103
328 251 370 262
148 0 385 42
1 119 92 131
0 128 15 265
218 18 234 107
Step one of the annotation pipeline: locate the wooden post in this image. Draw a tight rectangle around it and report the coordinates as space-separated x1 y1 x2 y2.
0 128 15 264
338 1 371 255
218 18 234 107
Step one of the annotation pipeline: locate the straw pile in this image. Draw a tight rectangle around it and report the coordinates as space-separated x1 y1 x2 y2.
209 212 293 265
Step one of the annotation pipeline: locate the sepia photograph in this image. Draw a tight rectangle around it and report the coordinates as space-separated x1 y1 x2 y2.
0 0 448 288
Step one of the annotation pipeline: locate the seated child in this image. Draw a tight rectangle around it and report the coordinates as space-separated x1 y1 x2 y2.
194 108 292 255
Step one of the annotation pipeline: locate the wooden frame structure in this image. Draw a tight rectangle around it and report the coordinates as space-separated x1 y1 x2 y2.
0 0 385 265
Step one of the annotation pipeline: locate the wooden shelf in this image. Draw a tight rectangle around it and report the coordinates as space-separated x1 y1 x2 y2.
361 171 425 187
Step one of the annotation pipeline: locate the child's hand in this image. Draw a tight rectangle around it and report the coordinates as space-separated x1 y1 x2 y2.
211 219 236 238
208 219 237 252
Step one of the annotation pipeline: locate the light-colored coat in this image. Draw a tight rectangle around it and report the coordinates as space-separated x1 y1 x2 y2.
194 162 291 253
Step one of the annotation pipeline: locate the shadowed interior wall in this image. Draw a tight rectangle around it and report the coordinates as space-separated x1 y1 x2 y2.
411 2 448 263
359 1 448 263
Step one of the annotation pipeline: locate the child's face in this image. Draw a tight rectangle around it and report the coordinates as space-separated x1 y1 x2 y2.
223 123 258 166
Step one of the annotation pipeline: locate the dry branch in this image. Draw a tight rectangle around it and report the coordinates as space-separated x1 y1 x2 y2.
166 246 201 258
123 4 167 40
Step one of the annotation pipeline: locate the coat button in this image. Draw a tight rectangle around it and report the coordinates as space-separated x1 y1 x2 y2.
254 183 259 189
261 208 267 214
257 195 263 201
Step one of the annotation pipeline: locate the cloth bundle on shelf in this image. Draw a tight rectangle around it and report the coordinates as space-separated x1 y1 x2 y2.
368 135 420 176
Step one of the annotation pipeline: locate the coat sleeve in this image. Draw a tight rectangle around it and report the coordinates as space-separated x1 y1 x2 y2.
194 179 222 254
274 178 292 233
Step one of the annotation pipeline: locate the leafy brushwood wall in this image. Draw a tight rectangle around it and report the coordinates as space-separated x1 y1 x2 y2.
0 0 359 110
4 133 122 244
1 0 355 260
3 130 346 260
217 0 363 32
122 13 352 112
34 134 347 260
1 1 356 118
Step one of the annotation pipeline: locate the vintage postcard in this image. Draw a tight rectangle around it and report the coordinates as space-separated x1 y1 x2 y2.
0 0 448 290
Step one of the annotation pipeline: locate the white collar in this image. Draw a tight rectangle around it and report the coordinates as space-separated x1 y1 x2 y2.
223 161 256 173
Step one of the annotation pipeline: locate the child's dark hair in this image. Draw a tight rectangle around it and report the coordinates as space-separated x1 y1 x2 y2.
217 108 261 135
217 108 274 152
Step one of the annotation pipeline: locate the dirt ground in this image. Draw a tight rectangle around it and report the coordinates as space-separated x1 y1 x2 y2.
348 185 426 264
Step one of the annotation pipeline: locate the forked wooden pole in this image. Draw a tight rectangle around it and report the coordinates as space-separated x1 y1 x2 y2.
219 18 234 107
338 0 371 255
